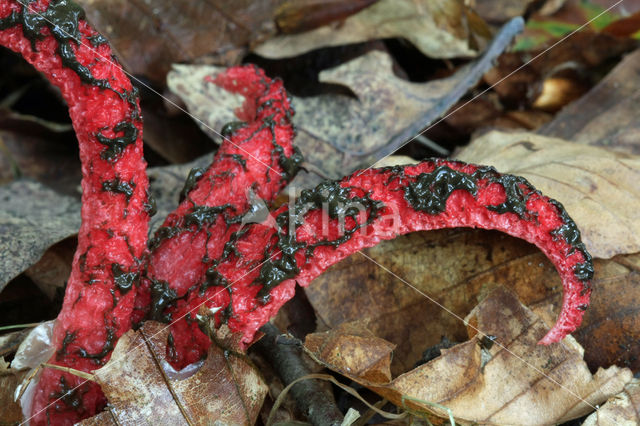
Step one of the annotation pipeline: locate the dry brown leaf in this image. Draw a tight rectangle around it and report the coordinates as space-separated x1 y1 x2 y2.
23 238 74 300
306 228 640 375
472 0 537 23
540 48 640 156
0 329 32 359
304 322 395 384
274 0 378 34
456 130 640 259
0 357 28 424
571 254 640 372
305 287 632 424
0 181 81 291
465 249 640 373
305 229 546 374
81 322 267 425
254 0 486 60
583 378 640 425
76 0 280 83
373 155 418 168
0 130 81 196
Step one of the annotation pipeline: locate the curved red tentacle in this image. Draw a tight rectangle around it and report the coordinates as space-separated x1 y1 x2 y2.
0 1 150 423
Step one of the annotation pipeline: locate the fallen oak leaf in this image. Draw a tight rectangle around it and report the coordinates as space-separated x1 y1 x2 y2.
306 225 640 375
554 253 640 373
583 378 640 425
253 0 488 60
274 0 378 34
304 287 632 424
82 321 267 425
473 0 538 24
304 321 395 384
456 244 640 374
304 229 552 375
457 130 640 258
0 128 81 196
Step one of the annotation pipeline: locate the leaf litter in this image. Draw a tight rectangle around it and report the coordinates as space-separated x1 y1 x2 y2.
168 17 522 188
540 48 640 156
457 130 640 259
0 181 80 291
304 287 632 424
253 0 490 60
74 0 282 83
72 321 268 425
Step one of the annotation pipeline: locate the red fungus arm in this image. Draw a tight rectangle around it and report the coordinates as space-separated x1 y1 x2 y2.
0 1 150 423
132 65 301 328
162 160 592 368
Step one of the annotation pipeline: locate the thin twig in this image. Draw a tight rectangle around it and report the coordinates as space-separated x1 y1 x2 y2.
254 323 344 426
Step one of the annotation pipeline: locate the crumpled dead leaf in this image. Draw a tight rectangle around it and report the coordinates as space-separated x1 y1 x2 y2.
79 321 267 425
254 0 487 59
274 0 378 34
0 328 32 359
456 130 640 259
0 129 81 196
23 238 75 300
304 287 633 425
305 229 547 374
76 0 280 83
305 322 395 384
571 253 640 373
583 378 640 425
540 48 640 156
306 231 640 376
462 247 640 374
472 0 538 24
0 358 28 424
0 180 81 291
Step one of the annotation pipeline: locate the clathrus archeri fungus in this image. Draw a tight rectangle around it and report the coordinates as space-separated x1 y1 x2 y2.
0 0 592 424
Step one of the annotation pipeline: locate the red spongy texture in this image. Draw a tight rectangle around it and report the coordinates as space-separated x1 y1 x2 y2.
165 160 591 369
133 65 297 365
0 1 149 424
